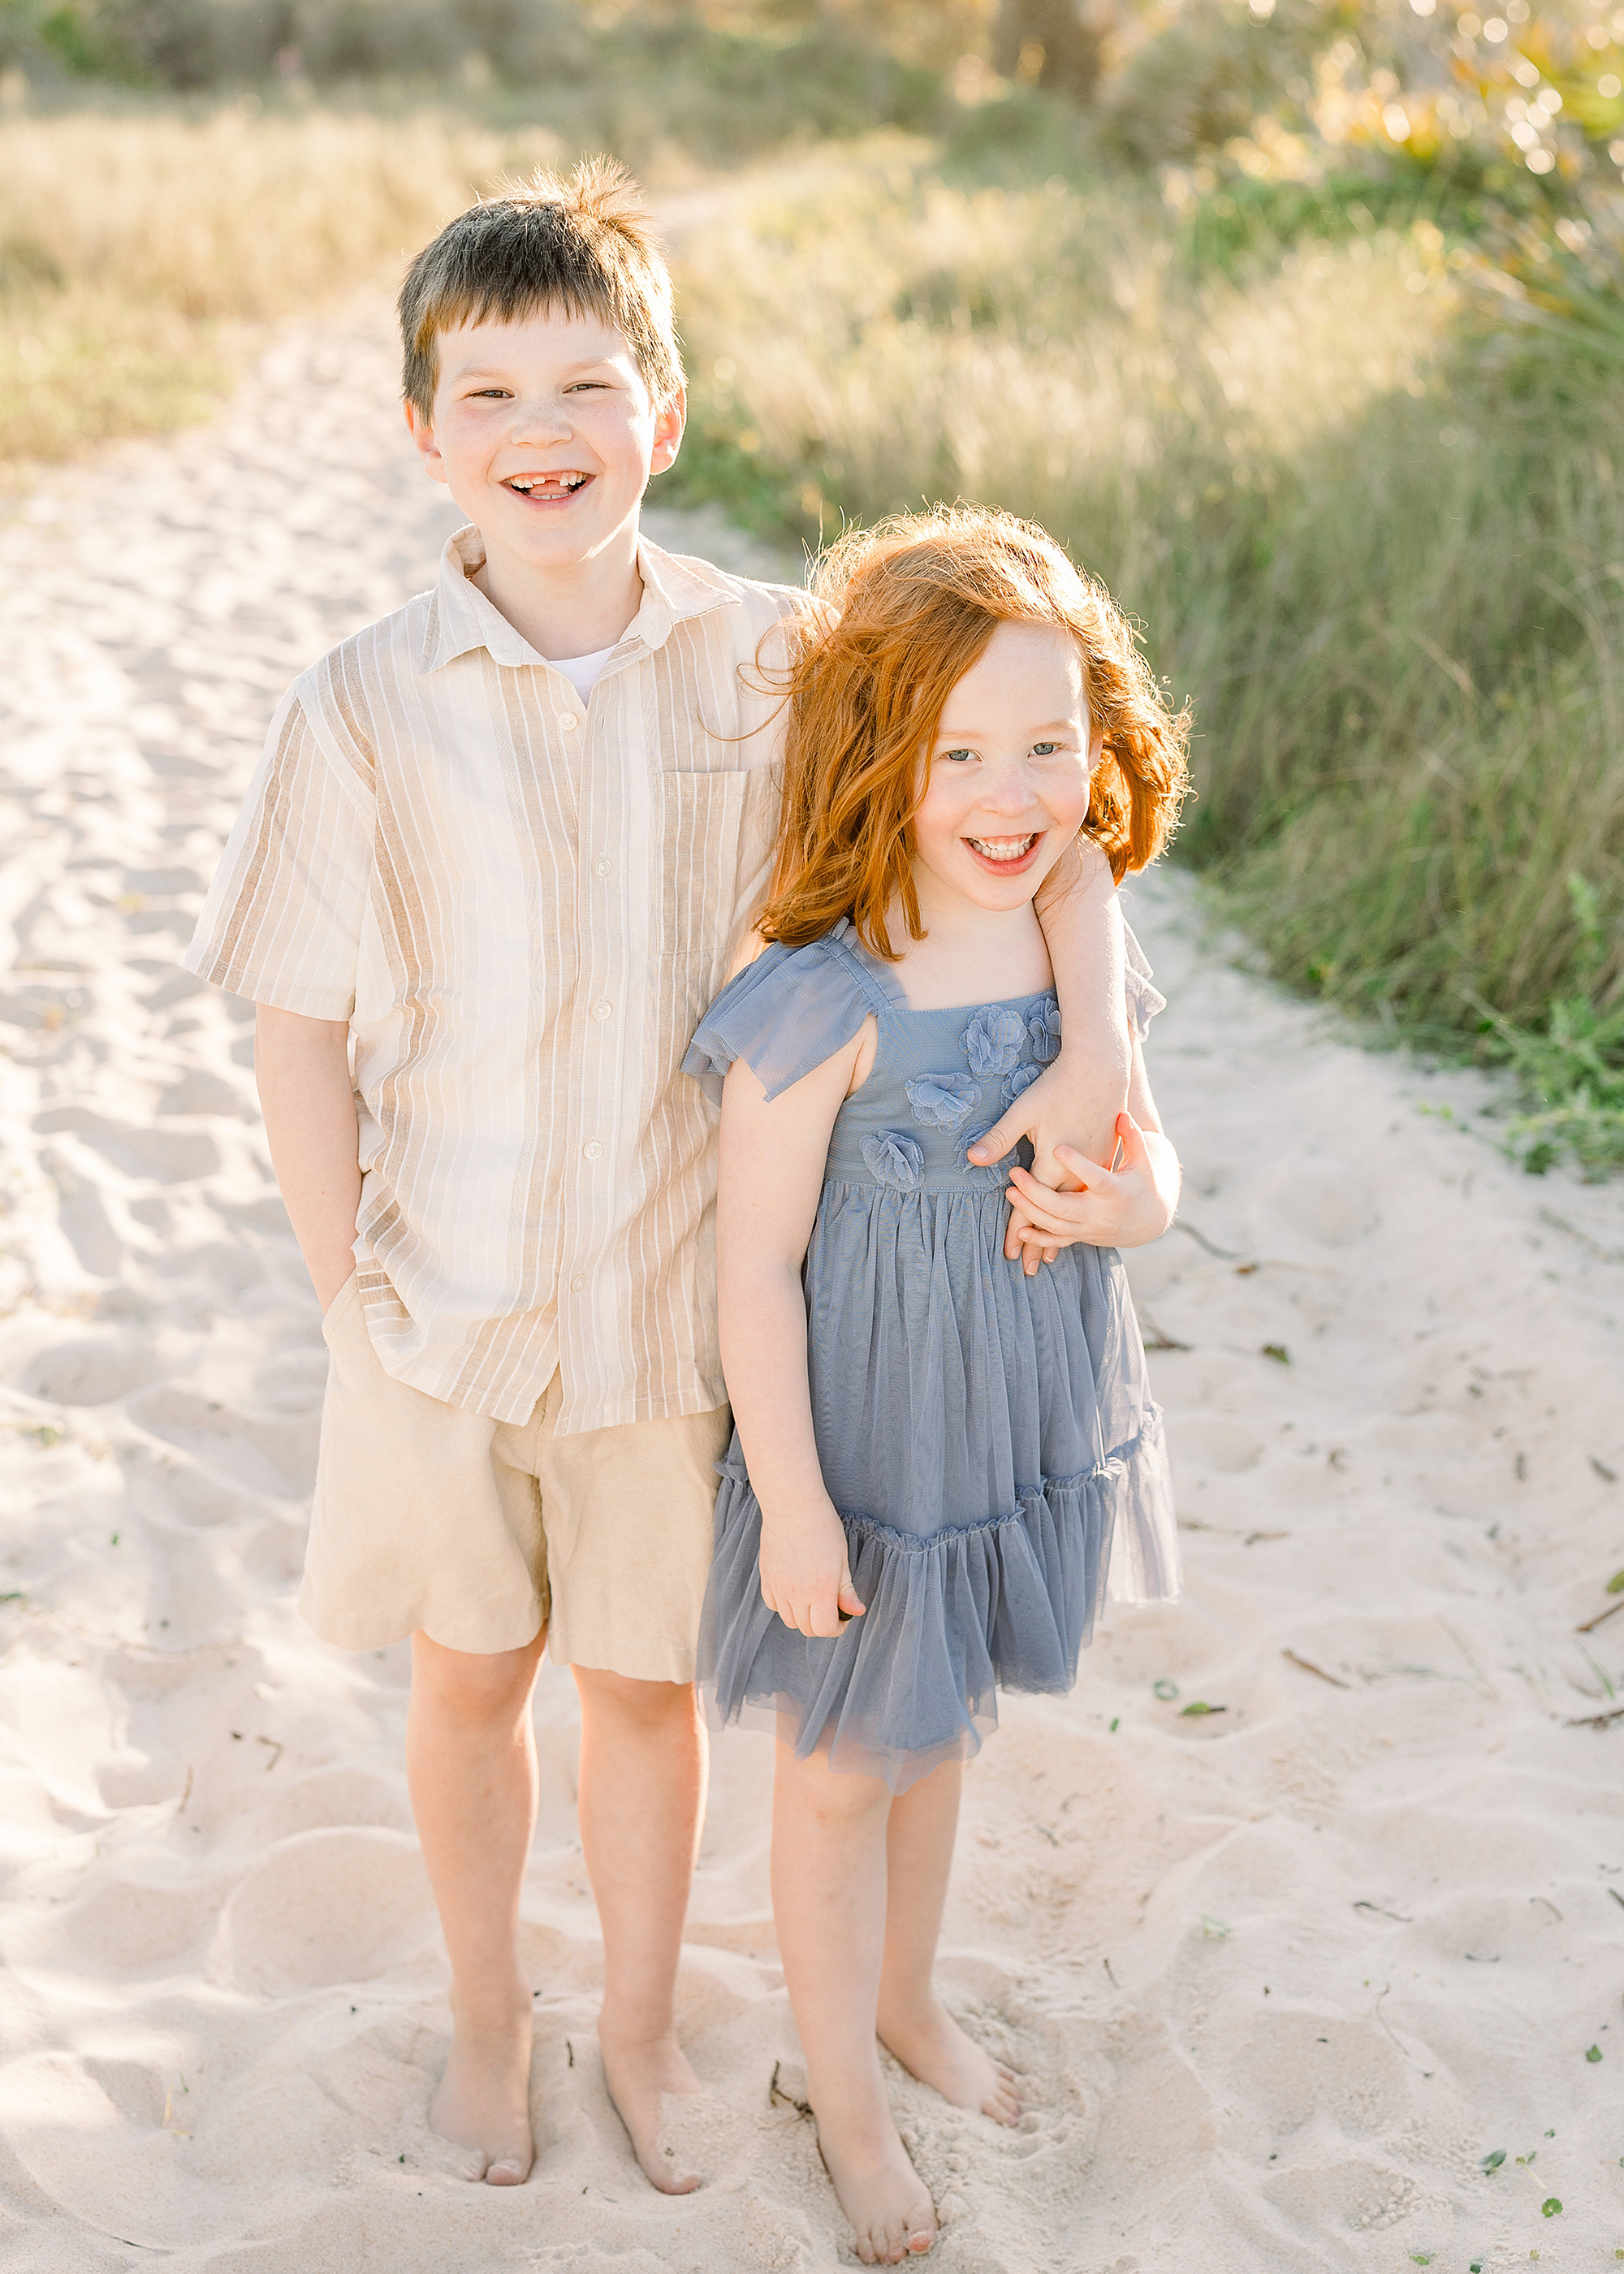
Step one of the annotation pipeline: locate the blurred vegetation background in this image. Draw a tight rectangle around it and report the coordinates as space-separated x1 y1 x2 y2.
2 0 1621 1170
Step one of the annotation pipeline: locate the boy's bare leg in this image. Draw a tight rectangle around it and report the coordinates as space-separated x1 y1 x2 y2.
772 1744 937 2265
572 1667 708 2195
874 1760 1021 2125
407 1629 546 2184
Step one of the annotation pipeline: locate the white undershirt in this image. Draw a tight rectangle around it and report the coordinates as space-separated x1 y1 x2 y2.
546 643 617 704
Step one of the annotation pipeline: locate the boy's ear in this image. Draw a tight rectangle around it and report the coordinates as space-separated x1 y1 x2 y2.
404 398 447 485
648 387 687 480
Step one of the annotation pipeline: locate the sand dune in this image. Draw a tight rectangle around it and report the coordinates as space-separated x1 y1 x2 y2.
3 298 1624 2273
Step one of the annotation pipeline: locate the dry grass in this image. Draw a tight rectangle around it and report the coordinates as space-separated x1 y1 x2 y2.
0 108 564 464
666 159 1624 1164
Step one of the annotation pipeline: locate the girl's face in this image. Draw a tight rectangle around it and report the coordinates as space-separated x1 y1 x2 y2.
912 620 1101 913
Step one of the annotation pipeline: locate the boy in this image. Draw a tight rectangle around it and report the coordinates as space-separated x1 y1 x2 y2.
185 159 1128 2196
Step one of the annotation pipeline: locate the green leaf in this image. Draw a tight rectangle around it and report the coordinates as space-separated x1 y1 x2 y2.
1199 1913 1232 1938
1482 2148 1506 2171
1153 1678 1180 1700
1588 2044 1604 2060
1542 2196 1563 2216
1262 1342 1290 1364
1411 2257 1433 2266
1181 1700 1228 1716
1607 1570 1624 1593
1108 1716 1120 1732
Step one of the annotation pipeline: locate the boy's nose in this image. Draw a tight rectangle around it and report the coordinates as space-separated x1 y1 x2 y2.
507 396 573 442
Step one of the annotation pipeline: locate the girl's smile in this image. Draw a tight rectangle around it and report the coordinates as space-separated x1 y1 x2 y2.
911 619 1103 922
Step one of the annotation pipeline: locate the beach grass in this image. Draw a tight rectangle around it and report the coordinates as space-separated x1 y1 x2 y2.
2 76 1619 1170
0 107 569 464
661 158 1624 1171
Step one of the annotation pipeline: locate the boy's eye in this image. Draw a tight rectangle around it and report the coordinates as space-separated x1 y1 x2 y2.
1031 741 1060 757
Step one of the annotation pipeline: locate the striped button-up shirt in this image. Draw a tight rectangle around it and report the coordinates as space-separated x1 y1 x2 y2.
187 526 805 1431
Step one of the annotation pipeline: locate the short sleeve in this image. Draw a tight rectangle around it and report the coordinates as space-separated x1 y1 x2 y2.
1122 919 1166 1042
184 685 373 1019
683 927 880 1106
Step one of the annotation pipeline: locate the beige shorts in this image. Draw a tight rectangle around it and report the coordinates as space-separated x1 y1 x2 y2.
300 1276 731 1679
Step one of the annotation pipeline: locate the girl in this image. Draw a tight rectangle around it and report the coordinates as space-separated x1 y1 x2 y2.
683 508 1188 2264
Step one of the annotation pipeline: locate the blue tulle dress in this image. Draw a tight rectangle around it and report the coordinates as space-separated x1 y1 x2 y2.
682 918 1180 1791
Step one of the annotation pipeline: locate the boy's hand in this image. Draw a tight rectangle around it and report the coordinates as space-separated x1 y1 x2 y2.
966 1040 1131 1276
1004 1112 1180 1254
758 1500 866 1638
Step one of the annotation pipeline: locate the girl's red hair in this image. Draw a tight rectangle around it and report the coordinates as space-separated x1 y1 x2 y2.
757 505 1191 961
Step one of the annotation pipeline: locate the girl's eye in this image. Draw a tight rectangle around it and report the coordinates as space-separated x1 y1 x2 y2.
939 747 976 764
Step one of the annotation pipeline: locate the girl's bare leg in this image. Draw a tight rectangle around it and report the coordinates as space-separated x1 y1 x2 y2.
874 1758 1021 2125
407 1628 546 2184
771 1742 938 2264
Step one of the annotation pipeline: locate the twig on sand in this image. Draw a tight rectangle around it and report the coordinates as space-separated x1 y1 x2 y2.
1136 1307 1191 1352
1566 1704 1624 1729
1354 1900 1412 1923
1176 1221 1244 1260
254 1736 283 1770
1608 1889 1624 1914
1283 1649 1351 1688
769 2060 813 2120
1575 1599 1624 1635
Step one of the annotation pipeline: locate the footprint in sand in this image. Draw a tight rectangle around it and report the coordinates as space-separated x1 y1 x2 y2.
36 1107 221 1184
20 1335 162 1406
209 1827 438 1995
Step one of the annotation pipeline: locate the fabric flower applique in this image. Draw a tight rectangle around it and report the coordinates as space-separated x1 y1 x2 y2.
961 1005 1027 1079
1027 997 1062 1063
905 1071 981 1131
861 1130 926 1191
1002 1061 1043 1110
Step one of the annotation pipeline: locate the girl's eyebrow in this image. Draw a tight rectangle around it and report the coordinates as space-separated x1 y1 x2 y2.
934 716 1082 740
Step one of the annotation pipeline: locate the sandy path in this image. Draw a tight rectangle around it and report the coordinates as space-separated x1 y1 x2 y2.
3 299 1624 2274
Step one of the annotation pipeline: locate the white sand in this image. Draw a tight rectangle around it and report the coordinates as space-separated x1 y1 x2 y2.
3 300 1624 2274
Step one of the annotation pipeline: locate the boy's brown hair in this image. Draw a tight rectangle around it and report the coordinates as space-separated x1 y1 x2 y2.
399 155 684 419
757 505 1192 962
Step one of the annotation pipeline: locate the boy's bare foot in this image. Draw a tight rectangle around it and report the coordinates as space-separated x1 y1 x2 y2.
878 1997 1022 2126
816 2106 938 2265
430 2004 536 2184
598 2025 703 2194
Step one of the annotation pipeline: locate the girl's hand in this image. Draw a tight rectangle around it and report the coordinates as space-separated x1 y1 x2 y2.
966 1050 1130 1276
1004 1112 1180 1253
758 1501 866 1638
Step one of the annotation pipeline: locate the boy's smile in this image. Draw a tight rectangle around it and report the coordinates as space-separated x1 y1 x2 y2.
404 307 686 654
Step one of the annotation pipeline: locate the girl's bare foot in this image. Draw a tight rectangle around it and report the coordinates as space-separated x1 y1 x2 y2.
429 2000 535 2184
817 2104 938 2264
599 2024 703 2194
878 1996 1021 2125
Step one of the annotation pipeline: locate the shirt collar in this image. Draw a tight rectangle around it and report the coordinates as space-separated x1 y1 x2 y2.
419 524 741 675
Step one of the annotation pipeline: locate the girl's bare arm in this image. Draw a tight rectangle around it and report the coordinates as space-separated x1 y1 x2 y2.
254 1005 362 1311
717 1040 866 1640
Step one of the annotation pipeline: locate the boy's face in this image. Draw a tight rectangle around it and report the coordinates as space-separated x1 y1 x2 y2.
404 305 685 580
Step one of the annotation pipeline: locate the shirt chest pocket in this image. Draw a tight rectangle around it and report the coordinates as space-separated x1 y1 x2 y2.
656 769 749 971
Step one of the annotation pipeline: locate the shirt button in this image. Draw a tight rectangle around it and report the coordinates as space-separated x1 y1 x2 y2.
570 1273 586 1294
582 1139 603 1161
592 999 613 1021
594 856 611 877
559 712 579 731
